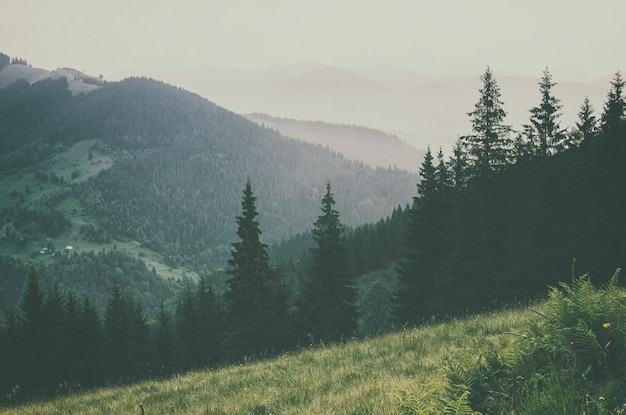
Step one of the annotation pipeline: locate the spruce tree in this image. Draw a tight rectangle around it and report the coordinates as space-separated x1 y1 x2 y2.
461 67 512 177
298 182 357 342
225 180 287 358
393 148 441 326
78 297 104 386
526 68 565 155
600 70 625 136
104 284 129 380
16 265 48 392
449 139 468 190
575 96 598 143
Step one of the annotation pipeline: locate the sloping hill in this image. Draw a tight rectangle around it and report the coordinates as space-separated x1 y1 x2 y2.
3 305 538 414
245 113 424 172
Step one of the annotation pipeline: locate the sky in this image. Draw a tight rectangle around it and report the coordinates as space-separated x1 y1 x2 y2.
2 0 625 80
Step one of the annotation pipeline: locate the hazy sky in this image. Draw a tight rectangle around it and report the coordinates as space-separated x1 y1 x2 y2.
2 0 624 79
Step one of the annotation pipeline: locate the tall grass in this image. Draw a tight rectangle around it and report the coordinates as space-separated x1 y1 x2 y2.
398 270 626 415
1 307 537 414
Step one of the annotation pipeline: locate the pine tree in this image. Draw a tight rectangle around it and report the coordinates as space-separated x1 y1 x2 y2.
449 139 468 189
298 182 357 342
435 147 452 195
104 284 130 380
78 297 104 386
526 68 565 155
575 96 598 143
225 180 288 358
392 149 442 326
16 265 48 392
461 67 513 177
600 70 625 136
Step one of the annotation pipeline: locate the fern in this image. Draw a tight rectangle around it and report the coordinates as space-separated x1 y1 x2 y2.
443 391 482 415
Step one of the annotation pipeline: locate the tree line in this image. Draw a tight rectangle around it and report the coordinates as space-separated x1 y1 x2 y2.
0 180 359 403
393 68 626 324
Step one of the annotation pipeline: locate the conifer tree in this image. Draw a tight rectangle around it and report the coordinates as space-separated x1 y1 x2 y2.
461 67 512 177
600 70 625 136
449 139 468 190
526 68 565 155
392 149 441 325
16 265 48 392
298 182 357 342
104 284 128 379
225 180 287 357
435 147 452 195
575 96 598 143
78 297 104 385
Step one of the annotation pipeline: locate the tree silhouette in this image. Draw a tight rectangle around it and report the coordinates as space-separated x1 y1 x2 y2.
298 182 357 342
225 180 288 357
461 67 513 178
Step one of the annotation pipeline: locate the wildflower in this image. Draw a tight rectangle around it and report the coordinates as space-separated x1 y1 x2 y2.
603 322 611 329
599 396 605 401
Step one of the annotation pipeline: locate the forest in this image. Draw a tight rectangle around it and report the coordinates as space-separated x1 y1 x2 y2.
0 66 624 403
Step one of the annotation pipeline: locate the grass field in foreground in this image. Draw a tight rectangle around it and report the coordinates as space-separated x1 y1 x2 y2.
2 306 540 415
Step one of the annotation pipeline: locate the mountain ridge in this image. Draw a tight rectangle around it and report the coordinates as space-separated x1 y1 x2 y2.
245 113 423 172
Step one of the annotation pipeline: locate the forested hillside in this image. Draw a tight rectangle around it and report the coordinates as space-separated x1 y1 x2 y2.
0 74 417 315
245 113 424 172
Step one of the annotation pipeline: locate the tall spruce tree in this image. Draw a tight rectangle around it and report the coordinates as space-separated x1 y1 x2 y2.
461 67 512 177
393 148 441 325
298 182 357 342
225 180 287 358
526 68 565 155
600 70 625 136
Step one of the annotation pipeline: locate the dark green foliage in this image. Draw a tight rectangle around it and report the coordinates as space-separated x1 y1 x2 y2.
390 69 626 322
600 71 625 136
393 147 451 325
174 277 222 368
297 182 357 343
575 96 599 143
431 271 626 415
525 68 566 155
225 181 289 357
0 250 180 319
461 67 513 178
14 265 48 392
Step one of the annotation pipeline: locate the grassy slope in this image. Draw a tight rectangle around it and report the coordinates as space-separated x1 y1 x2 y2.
0 139 197 281
2 305 541 414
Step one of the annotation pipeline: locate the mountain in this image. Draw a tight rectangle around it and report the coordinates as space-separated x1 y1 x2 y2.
244 113 424 172
120 64 614 153
0 70 419 316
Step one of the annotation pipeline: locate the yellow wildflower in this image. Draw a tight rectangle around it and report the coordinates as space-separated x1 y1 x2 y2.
603 322 611 329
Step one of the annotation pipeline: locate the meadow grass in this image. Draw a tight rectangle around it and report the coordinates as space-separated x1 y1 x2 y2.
1 306 540 415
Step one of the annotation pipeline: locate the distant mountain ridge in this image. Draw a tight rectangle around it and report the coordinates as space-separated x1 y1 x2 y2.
121 63 613 152
0 59 103 95
245 113 424 172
